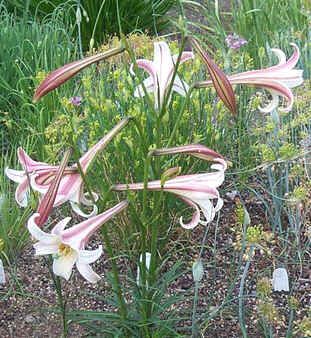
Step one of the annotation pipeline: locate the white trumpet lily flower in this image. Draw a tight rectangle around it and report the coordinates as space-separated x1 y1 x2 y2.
132 41 194 109
27 201 128 283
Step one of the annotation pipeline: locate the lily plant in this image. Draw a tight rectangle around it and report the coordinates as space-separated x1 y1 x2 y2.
6 118 130 217
27 200 128 283
114 145 227 229
195 43 303 113
131 41 194 110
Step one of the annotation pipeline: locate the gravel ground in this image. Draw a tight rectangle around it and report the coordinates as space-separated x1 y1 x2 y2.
0 195 309 337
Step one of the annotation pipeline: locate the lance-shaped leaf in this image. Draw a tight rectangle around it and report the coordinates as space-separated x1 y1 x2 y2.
33 46 125 102
35 149 72 226
190 37 237 115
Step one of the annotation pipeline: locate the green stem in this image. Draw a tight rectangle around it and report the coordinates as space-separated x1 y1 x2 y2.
191 216 214 337
101 227 127 320
192 282 200 337
46 258 68 338
238 246 254 338
166 86 194 147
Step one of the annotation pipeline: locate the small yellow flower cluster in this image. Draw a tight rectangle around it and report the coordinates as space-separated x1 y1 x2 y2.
44 113 83 158
256 277 284 325
0 238 4 252
294 314 311 337
34 70 47 86
285 181 311 211
257 299 282 324
256 277 272 298
233 203 274 259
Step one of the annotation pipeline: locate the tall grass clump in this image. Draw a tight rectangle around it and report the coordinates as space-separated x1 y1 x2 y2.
0 1 77 152
6 0 176 50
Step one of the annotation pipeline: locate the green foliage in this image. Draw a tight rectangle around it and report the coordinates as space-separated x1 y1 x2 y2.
6 0 176 50
0 2 77 152
232 0 310 72
0 158 31 261
68 262 186 337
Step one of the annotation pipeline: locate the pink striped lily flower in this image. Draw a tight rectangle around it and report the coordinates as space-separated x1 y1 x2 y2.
5 118 129 217
132 41 194 109
114 145 227 229
196 43 303 113
27 201 128 282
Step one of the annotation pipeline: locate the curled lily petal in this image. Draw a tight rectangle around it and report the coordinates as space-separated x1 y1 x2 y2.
5 168 25 183
78 246 103 265
179 197 201 229
15 178 30 207
27 213 59 243
70 201 98 218
33 46 125 102
76 263 101 283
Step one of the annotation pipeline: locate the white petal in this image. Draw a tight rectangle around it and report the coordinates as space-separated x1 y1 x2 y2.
27 214 59 244
179 197 201 229
197 198 215 223
172 75 189 97
15 179 30 207
51 217 72 236
139 252 151 269
34 242 59 255
80 191 99 206
5 168 25 183
78 245 102 264
259 91 280 113
271 48 287 66
76 262 101 283
154 41 174 72
53 251 77 281
134 77 154 97
70 201 98 218
214 197 224 213
272 268 289 292
0 259 5 284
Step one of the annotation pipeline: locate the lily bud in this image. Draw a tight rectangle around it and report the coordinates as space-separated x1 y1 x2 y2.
35 149 72 226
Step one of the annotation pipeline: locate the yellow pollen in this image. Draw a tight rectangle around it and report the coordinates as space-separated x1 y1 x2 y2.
58 243 73 257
